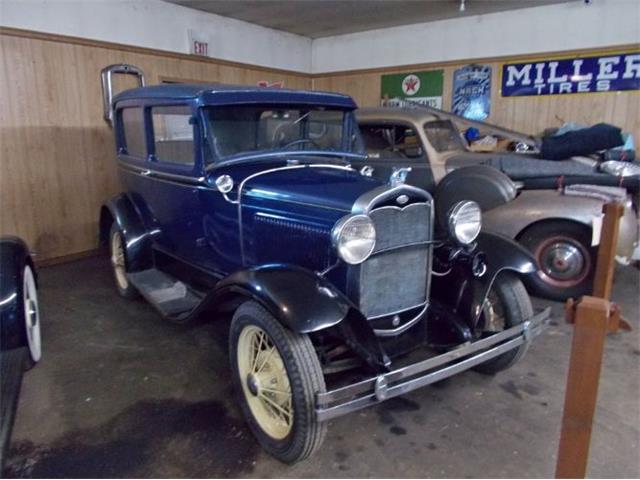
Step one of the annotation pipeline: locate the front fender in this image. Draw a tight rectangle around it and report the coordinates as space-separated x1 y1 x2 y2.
212 264 390 371
101 193 152 271
432 232 535 330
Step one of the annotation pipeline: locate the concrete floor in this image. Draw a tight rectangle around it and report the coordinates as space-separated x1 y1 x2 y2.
3 256 639 478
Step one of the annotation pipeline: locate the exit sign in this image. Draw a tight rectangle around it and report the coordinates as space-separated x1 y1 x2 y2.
188 30 209 57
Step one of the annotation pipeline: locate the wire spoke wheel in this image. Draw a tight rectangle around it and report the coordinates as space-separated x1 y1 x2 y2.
110 229 128 290
238 326 293 440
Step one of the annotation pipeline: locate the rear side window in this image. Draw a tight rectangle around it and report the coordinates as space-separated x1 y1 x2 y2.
120 107 146 158
151 106 194 165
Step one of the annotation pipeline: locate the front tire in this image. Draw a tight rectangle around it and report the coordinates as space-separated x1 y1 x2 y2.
474 273 533 374
229 301 326 463
109 223 138 299
519 221 595 301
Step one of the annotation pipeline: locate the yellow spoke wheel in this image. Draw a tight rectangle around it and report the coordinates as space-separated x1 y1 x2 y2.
237 325 293 440
230 301 327 463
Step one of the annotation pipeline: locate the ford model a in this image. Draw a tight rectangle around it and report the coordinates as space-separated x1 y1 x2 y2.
99 83 549 462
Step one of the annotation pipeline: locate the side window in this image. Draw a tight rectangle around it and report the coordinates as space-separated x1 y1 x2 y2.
120 107 146 158
360 124 424 160
151 105 194 166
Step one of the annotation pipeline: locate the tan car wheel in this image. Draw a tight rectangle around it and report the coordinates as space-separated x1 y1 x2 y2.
474 273 533 374
109 223 138 299
229 301 326 463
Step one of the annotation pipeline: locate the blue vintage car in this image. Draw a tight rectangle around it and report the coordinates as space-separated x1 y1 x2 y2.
99 81 549 463
0 236 41 469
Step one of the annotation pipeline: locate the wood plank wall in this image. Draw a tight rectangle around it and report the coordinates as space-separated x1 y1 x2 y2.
313 47 640 150
0 28 311 263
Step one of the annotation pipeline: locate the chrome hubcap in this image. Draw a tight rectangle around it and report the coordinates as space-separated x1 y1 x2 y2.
535 236 589 287
237 326 293 440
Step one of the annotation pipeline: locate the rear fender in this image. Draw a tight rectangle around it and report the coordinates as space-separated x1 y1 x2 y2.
100 193 152 271
211 264 390 371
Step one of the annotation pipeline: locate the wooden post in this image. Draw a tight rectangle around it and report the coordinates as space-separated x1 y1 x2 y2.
556 202 630 478
555 296 609 478
592 202 624 300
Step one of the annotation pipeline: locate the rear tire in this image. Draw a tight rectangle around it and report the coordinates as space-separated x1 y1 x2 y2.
474 273 533 374
109 223 138 299
229 301 326 463
519 221 595 301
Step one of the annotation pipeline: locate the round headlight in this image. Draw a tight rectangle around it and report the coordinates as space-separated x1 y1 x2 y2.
332 215 376 265
448 201 481 245
600 160 640 177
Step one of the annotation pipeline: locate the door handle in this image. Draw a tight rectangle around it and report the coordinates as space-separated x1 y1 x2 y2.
140 169 152 176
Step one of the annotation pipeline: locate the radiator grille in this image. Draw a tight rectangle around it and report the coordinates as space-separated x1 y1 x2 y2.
353 202 431 319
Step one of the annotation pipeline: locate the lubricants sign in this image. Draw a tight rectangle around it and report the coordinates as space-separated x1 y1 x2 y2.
501 51 640 97
381 70 444 107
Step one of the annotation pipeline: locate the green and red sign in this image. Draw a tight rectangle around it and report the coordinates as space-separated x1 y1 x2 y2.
380 70 444 107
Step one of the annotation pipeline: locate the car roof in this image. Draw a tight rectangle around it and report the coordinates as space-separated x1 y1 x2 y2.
356 107 439 124
113 83 357 109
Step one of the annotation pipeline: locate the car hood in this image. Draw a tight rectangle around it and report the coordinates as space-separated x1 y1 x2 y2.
241 164 381 212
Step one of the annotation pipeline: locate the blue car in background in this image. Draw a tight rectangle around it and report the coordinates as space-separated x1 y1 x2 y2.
98 79 549 463
0 237 41 469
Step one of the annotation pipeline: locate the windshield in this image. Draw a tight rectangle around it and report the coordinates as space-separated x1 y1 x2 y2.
204 105 361 161
423 120 466 152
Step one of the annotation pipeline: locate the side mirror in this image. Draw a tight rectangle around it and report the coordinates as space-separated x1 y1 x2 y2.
101 64 145 127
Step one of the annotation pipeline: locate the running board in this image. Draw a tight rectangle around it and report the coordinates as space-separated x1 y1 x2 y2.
127 269 204 322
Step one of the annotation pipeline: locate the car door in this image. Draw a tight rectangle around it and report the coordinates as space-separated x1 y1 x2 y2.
354 122 436 192
143 103 206 264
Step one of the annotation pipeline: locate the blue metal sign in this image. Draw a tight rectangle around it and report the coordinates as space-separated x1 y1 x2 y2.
501 52 640 97
452 64 491 120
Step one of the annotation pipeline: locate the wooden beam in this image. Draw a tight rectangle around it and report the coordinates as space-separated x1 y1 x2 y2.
592 203 624 300
556 296 610 479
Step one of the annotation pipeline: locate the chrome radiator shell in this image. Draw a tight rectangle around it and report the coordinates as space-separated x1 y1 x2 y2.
348 185 433 323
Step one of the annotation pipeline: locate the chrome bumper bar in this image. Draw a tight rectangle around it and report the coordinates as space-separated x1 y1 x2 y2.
316 307 551 422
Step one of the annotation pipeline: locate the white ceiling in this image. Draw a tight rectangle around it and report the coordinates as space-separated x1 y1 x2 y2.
166 0 574 38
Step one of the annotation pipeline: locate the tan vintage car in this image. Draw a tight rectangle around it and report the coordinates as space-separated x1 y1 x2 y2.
355 107 639 301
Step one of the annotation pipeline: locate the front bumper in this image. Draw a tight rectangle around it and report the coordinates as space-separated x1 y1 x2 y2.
316 307 551 421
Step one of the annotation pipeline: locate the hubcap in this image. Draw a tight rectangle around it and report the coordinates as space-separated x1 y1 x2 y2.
535 236 590 288
110 230 128 290
23 265 41 363
237 326 293 440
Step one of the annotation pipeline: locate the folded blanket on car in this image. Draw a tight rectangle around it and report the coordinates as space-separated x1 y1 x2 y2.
541 123 624 160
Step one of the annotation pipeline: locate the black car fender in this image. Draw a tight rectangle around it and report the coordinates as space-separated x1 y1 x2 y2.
210 264 391 371
99 193 152 272
0 236 35 351
432 231 536 330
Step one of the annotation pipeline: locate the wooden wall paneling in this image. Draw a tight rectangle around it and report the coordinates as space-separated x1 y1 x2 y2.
0 30 311 262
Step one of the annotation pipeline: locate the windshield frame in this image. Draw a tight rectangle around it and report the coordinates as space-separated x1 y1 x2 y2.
201 104 365 165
